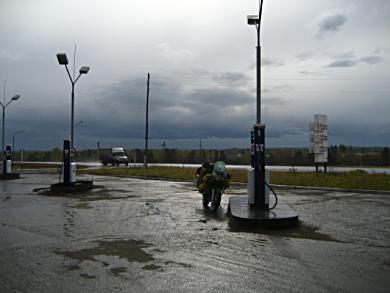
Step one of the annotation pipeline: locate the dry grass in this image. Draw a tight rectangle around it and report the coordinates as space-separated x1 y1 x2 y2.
82 166 390 191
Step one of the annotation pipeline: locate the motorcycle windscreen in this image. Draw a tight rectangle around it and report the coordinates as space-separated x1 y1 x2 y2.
213 161 226 175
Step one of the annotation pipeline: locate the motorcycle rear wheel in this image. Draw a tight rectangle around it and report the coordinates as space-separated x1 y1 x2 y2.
211 189 222 212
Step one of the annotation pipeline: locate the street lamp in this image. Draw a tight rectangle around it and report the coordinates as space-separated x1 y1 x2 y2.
56 52 89 150
247 0 263 124
1 94 21 152
12 129 28 161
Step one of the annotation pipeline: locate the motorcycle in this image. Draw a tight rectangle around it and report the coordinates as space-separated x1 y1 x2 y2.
196 161 230 212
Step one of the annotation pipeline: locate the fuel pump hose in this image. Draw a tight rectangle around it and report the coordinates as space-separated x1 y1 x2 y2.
265 181 278 210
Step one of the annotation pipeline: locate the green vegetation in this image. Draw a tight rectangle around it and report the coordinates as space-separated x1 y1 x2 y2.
81 167 390 191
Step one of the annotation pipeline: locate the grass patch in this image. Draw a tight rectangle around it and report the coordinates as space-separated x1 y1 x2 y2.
270 170 390 191
81 167 390 191
81 166 198 181
12 162 89 170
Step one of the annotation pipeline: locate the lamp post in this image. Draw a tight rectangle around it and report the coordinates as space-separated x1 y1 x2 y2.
228 0 298 227
1 93 21 152
248 0 267 209
56 53 89 150
12 129 28 161
247 0 264 124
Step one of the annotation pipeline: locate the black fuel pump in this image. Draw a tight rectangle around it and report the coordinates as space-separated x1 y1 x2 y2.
2 145 12 174
62 139 73 186
251 124 268 209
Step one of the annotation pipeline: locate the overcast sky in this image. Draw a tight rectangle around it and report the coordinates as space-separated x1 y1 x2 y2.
1 0 389 150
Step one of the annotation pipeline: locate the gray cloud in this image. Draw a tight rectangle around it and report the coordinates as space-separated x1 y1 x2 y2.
0 49 24 62
360 55 383 65
327 59 357 67
296 51 315 62
317 13 348 37
326 53 383 68
262 58 284 67
299 70 323 76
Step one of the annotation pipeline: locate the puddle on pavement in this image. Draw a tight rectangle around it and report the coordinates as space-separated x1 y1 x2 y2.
55 239 154 264
228 221 338 242
70 202 93 209
163 260 192 268
66 264 81 271
110 266 128 276
55 239 193 274
142 264 162 271
79 273 96 279
34 187 138 202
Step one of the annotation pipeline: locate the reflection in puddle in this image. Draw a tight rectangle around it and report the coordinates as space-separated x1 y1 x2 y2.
228 220 338 242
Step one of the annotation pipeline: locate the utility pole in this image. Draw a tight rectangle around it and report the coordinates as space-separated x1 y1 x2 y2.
199 138 202 163
2 80 6 152
144 73 150 169
97 141 100 162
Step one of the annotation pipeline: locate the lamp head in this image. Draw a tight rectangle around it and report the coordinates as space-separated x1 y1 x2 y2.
79 66 90 74
247 15 260 25
11 94 20 101
56 53 69 65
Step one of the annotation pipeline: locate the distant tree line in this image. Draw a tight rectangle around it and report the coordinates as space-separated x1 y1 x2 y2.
9 145 390 167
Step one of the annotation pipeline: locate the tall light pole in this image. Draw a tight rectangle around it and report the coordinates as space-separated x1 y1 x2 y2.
229 0 298 226
1 84 21 152
248 0 267 209
247 0 264 124
56 53 89 150
12 129 28 161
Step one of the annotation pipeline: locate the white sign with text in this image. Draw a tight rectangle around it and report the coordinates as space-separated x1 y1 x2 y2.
309 114 328 163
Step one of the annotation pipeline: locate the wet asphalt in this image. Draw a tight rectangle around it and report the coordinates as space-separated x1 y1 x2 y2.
0 172 389 293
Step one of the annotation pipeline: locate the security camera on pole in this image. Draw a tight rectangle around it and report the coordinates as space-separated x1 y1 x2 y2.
228 0 298 228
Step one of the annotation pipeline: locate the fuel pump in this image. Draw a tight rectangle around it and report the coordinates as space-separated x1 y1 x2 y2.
248 124 269 209
62 140 76 185
2 145 12 175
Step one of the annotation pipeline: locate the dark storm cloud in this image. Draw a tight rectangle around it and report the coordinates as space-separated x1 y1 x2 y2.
61 71 256 141
36 70 295 143
266 126 305 138
316 13 348 37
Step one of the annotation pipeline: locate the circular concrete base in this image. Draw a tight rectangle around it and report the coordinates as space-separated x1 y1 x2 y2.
0 173 21 180
229 196 299 229
50 180 94 194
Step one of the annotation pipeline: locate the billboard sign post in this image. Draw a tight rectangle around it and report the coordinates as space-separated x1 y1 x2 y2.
309 114 328 173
